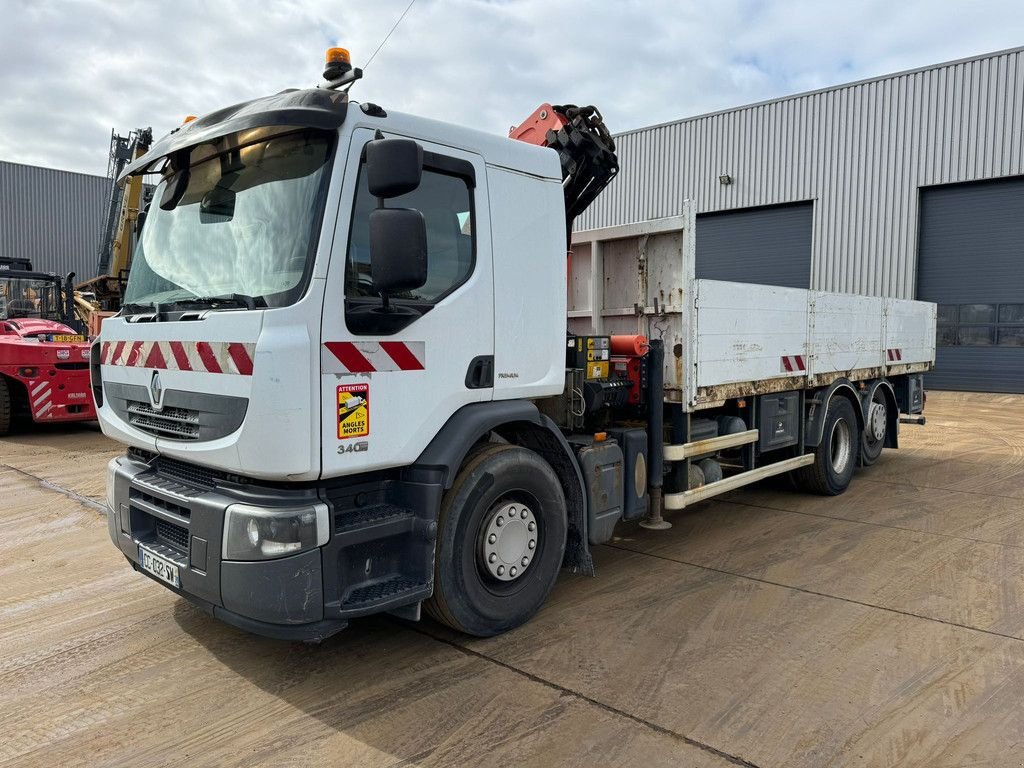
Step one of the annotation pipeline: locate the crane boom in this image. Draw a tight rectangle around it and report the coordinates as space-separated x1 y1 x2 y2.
76 127 153 334
510 103 618 238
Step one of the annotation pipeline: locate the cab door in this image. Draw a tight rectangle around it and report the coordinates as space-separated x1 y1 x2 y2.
320 128 493 477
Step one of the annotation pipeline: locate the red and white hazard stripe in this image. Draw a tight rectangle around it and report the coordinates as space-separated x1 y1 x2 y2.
781 354 807 373
886 348 903 362
100 340 255 375
30 379 54 419
323 341 425 373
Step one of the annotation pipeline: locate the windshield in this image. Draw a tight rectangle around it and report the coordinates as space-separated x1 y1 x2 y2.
123 129 334 310
0 276 65 323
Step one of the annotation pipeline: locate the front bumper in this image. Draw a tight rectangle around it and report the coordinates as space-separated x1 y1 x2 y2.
106 454 438 641
127 562 349 642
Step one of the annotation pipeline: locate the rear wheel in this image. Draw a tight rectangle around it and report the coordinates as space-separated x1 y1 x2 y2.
0 377 11 436
794 396 859 495
425 443 567 637
861 388 888 466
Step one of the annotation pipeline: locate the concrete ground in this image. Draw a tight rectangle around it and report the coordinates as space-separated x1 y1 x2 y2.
2 391 1024 767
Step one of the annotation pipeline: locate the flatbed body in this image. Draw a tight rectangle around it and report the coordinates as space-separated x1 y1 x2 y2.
568 210 935 409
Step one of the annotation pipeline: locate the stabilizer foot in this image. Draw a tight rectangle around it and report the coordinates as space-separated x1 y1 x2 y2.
639 486 671 530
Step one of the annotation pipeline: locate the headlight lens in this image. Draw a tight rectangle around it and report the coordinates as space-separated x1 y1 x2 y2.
223 503 329 561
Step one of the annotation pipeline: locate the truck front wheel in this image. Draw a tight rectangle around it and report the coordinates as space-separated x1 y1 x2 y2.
794 396 859 496
425 444 568 637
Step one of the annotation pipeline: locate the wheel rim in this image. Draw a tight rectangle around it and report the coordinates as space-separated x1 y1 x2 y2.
830 419 852 473
479 500 538 583
868 399 886 443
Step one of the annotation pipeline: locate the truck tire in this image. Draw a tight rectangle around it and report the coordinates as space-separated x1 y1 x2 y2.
794 396 859 496
425 443 568 637
860 388 888 466
0 377 11 436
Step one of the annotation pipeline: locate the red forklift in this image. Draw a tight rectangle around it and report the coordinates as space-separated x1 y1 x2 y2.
0 257 95 434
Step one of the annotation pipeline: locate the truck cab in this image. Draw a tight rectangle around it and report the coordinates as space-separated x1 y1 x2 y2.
98 85 575 640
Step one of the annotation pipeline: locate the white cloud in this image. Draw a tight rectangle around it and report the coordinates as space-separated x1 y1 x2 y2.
1 0 1022 175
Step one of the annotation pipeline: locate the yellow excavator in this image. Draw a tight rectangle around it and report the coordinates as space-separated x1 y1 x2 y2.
75 127 152 335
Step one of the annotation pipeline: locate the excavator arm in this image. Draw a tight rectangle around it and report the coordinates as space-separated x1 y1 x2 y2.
510 103 619 238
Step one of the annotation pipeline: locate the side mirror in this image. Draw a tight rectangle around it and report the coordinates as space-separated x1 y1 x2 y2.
369 208 427 299
365 138 423 198
159 167 190 211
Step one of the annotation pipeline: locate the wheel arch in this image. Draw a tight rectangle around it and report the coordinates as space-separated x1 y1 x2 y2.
413 401 592 576
805 379 865 448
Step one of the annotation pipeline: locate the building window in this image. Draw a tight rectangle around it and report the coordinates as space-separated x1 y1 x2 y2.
937 303 1024 347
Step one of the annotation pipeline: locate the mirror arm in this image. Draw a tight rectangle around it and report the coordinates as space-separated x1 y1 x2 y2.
375 193 389 310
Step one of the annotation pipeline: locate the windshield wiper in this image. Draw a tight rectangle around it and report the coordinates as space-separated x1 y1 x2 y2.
169 293 267 311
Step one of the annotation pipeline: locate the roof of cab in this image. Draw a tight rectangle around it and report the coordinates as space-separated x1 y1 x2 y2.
358 105 562 181
119 86 561 184
119 88 350 181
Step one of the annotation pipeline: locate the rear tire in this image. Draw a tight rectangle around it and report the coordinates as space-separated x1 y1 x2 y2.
425 444 567 637
0 377 11 436
860 388 887 466
794 396 859 495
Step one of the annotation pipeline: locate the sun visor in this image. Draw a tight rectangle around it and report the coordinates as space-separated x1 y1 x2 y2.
118 87 349 183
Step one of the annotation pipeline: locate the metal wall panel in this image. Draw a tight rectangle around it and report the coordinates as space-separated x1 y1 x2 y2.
0 161 108 282
918 176 1024 392
695 202 812 288
578 47 1024 301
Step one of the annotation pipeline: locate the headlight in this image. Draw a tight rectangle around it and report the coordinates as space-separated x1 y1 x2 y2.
105 457 119 514
223 503 330 561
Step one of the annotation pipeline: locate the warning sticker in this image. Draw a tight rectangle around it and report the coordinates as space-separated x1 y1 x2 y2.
337 383 369 439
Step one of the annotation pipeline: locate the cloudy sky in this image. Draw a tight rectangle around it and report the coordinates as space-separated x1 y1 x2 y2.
2 0 1023 177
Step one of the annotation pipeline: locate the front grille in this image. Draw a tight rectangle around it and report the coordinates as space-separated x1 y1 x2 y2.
155 518 190 551
154 456 221 490
127 401 200 440
130 488 190 519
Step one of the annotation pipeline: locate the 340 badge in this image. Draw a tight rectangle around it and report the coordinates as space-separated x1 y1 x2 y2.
337 383 369 440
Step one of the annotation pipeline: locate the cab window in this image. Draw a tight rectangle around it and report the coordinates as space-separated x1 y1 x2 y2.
345 158 475 334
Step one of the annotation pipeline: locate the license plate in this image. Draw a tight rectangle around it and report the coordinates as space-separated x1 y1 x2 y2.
138 545 181 588
53 334 85 343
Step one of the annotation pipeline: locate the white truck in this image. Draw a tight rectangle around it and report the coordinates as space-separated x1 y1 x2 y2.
95 50 935 640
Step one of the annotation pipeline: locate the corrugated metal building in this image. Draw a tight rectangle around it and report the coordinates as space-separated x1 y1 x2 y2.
578 47 1024 392
0 160 109 283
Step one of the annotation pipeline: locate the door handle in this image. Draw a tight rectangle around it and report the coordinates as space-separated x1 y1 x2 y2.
465 356 494 389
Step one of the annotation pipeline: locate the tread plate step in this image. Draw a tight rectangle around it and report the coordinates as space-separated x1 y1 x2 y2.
340 575 426 610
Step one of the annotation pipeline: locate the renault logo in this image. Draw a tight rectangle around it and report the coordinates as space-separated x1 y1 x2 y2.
149 370 164 411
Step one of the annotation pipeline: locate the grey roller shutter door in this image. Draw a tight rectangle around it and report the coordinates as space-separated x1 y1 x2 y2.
917 176 1024 393
695 202 812 289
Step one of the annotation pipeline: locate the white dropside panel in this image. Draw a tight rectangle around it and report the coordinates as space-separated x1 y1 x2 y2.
810 292 885 377
695 280 809 387
884 298 937 366
573 214 937 408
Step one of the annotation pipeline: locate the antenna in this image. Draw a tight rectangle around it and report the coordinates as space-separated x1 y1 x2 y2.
363 0 418 72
